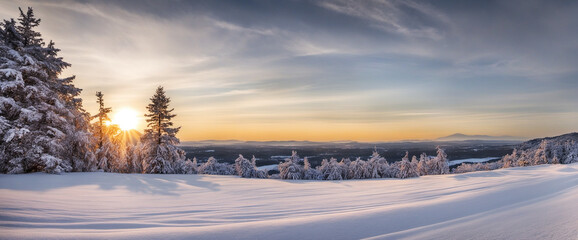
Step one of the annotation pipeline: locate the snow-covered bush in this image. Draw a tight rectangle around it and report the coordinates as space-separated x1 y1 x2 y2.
198 157 235 175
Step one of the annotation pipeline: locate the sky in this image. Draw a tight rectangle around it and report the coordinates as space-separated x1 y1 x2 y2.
1 0 577 141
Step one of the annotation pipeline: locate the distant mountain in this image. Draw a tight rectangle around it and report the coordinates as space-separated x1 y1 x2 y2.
436 133 523 141
118 129 142 145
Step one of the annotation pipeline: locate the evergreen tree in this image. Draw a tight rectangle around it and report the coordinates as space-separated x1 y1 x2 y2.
278 151 304 180
198 157 234 175
417 153 429 176
533 140 549 165
303 157 322 180
140 86 186 173
366 150 388 178
90 91 124 171
347 157 366 179
1 7 94 173
398 152 418 178
431 146 450 175
339 158 351 179
318 158 343 180
92 91 111 148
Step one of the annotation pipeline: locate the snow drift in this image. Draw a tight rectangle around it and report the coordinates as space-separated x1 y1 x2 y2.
1 163 576 240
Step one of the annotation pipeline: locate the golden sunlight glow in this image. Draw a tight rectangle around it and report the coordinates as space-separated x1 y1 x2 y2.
111 108 139 131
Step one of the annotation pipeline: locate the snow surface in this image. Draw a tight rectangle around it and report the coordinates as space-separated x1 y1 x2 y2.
1 164 577 240
449 157 499 166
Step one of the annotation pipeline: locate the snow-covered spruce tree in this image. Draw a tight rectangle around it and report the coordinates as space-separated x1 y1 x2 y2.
140 86 187 174
398 151 418 179
251 156 267 178
235 154 254 178
437 147 450 174
303 157 322 180
417 153 429 176
339 158 351 179
1 8 95 173
365 150 388 178
188 157 198 174
410 155 419 173
532 140 549 165
501 148 518 168
318 158 343 180
427 147 449 175
198 157 235 175
562 140 578 164
125 143 144 173
234 154 267 178
90 91 125 172
278 151 304 180
347 157 366 179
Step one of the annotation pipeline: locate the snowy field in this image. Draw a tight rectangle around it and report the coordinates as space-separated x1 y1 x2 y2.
1 164 577 240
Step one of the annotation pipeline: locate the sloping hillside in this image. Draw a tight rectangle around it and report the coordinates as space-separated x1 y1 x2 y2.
501 132 578 166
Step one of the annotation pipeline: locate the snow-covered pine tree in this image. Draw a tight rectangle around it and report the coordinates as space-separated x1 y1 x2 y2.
198 157 235 175
366 150 388 178
430 146 450 175
278 151 304 180
1 7 94 173
532 140 549 165
562 140 578 164
339 158 351 179
398 151 418 179
250 155 267 178
517 150 531 166
410 155 419 173
347 157 366 179
235 154 258 178
93 91 111 149
125 143 143 173
90 91 124 172
189 157 198 174
303 157 321 180
140 86 187 174
417 153 429 176
318 158 343 180
501 148 518 168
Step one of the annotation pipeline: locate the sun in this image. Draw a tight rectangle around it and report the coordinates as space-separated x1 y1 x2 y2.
111 108 139 131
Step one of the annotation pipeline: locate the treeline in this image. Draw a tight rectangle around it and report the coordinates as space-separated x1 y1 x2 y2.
453 135 578 174
174 147 450 180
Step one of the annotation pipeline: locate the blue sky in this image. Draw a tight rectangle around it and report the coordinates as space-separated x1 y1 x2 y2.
2 0 577 141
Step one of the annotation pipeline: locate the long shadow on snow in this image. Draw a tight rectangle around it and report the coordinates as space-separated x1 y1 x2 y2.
0 172 221 195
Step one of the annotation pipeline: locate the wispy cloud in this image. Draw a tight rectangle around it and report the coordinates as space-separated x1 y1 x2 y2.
2 0 577 140
318 0 449 40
